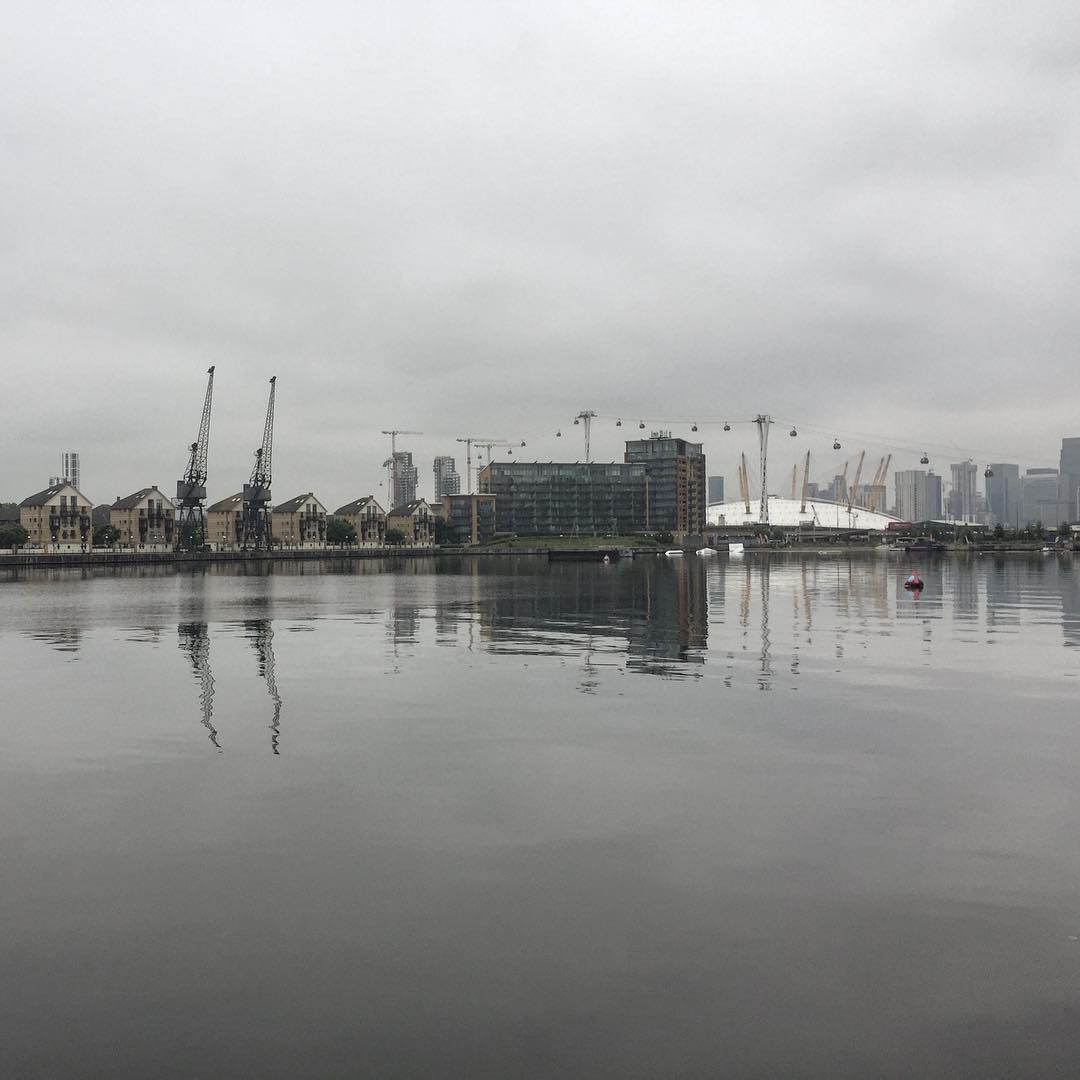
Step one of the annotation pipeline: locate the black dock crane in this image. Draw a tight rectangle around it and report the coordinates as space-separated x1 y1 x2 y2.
241 376 277 550
175 366 216 551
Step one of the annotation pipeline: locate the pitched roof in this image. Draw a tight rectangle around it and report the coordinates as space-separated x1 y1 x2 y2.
388 499 430 517
19 483 89 507
335 495 384 516
273 492 326 515
110 487 174 510
207 492 244 512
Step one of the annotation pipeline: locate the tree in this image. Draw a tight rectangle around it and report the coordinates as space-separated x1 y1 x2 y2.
92 524 120 547
993 523 1005 540
385 527 406 546
0 523 28 548
325 518 357 545
653 531 674 546
1059 522 1073 539
433 517 460 545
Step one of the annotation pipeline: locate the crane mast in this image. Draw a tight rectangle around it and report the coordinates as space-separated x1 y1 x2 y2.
241 376 277 550
176 366 216 551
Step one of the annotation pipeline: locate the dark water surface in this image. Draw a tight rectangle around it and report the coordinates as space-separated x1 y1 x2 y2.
3 553 1080 1078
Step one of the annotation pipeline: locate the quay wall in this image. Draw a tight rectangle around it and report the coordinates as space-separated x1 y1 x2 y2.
0 547 437 570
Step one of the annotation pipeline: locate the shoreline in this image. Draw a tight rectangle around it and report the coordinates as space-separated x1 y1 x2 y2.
0 543 1070 570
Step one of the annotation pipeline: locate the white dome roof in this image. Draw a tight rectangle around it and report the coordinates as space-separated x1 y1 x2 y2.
708 497 899 531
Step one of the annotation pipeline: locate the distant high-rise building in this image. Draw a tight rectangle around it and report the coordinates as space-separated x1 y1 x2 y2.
894 470 928 522
986 464 1021 529
52 451 81 492
925 471 943 519
391 451 418 509
1059 437 1080 522
433 456 461 500
1023 468 1060 526
63 451 80 492
949 461 978 522
708 475 724 504
858 483 886 512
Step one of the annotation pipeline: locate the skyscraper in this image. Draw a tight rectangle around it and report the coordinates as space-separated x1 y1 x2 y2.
949 461 978 522
1023 469 1059 526
391 451 418 509
433 456 461 500
925 471 943 520
57 451 80 492
894 469 928 522
985 464 1021 529
1059 438 1080 522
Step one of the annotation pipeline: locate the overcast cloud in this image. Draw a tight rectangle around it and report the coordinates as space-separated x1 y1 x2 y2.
3 0 1079 506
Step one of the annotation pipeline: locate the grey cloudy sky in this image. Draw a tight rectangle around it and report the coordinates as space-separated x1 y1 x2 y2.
3 0 1079 506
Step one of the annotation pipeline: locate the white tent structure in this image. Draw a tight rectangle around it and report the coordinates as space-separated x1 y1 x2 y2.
708 497 899 532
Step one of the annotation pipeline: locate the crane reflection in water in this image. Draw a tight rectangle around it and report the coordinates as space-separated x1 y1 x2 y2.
177 621 218 750
246 619 283 754
175 617 284 753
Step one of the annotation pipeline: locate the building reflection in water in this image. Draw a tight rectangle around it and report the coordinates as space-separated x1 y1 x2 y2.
473 557 708 680
984 556 1023 635
1061 558 1080 648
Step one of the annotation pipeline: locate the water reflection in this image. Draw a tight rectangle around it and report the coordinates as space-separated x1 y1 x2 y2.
246 619 283 753
475 558 709 680
177 621 218 749
23 627 83 654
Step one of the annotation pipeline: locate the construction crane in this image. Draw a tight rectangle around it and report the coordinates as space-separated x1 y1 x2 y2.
455 436 525 493
382 429 422 502
847 450 866 514
866 453 892 513
473 439 526 476
241 376 277 550
175 366 215 551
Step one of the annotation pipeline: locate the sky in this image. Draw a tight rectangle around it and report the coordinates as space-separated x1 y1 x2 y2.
3 0 1079 508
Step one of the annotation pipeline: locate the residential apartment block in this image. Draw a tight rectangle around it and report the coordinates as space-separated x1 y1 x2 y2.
110 487 176 548
480 461 647 535
442 493 496 544
334 496 387 545
206 493 245 550
387 498 435 546
19 482 93 549
272 493 327 547
623 432 706 536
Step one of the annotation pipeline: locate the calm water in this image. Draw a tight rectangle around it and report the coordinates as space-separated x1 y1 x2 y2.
3 553 1080 1078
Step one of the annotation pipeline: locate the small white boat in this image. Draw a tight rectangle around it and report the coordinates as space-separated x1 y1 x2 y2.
727 542 745 555
696 547 718 557
664 549 684 557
